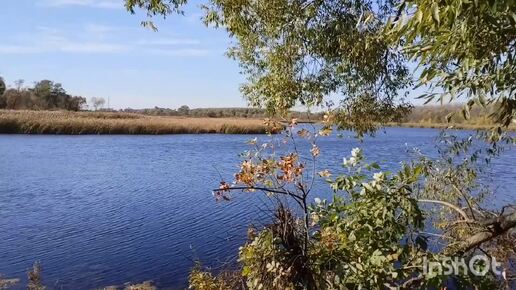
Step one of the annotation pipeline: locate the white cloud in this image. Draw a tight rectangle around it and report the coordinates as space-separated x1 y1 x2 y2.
40 0 121 9
60 42 128 53
0 45 42 54
0 26 128 54
137 38 201 46
0 24 211 57
0 41 128 54
147 48 211 57
35 26 61 34
84 24 122 34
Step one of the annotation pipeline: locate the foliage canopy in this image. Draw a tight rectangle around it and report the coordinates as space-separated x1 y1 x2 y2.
387 0 516 127
125 0 516 131
0 79 86 111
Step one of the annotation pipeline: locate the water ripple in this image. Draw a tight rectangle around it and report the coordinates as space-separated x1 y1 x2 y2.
0 129 514 289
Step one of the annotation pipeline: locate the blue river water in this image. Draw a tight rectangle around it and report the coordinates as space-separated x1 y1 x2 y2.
0 127 514 289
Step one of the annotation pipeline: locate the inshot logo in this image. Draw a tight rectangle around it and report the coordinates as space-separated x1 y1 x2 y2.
423 255 503 277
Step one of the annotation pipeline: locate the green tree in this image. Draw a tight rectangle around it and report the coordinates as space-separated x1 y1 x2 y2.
177 105 190 115
0 77 5 97
0 77 6 108
386 0 516 127
125 0 413 134
32 80 72 109
33 80 53 109
0 77 92 111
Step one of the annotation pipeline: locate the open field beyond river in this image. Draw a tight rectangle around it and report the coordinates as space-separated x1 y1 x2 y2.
1 109 514 135
0 110 269 134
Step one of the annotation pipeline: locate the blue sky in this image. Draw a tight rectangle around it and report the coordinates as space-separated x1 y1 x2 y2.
0 0 247 109
0 0 427 110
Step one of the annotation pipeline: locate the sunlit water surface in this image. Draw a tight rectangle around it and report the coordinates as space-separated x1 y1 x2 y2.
0 127 514 289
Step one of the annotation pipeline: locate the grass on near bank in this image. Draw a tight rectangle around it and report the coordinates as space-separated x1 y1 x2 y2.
0 110 269 135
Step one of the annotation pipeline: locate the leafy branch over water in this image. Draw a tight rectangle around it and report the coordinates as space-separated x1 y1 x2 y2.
202 121 515 289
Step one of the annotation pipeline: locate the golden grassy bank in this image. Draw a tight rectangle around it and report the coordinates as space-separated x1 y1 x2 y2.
0 110 269 134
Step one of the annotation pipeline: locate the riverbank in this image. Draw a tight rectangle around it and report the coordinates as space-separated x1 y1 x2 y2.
387 122 516 131
1 110 513 135
0 110 269 134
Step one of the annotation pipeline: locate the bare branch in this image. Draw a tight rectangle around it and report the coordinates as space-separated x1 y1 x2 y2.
456 211 516 253
418 199 471 221
215 186 305 207
214 186 289 195
451 184 477 220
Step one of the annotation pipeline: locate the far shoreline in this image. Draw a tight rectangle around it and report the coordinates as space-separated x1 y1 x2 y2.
0 109 513 135
0 110 271 135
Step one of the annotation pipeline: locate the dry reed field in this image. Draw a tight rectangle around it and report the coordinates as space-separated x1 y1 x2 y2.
0 110 269 134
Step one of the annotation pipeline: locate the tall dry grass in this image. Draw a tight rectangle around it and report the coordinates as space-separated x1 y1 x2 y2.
0 110 270 135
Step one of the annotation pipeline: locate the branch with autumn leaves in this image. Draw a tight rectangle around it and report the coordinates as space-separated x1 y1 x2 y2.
210 118 515 287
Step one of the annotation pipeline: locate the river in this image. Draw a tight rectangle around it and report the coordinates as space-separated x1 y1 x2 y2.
0 127 514 289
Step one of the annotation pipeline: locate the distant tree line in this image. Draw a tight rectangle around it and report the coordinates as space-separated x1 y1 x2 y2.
0 76 497 125
121 105 325 120
0 76 315 118
0 77 87 111
403 105 500 126
122 104 503 126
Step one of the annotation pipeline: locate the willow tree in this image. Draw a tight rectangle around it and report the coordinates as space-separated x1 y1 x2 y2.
387 0 516 127
126 0 413 134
